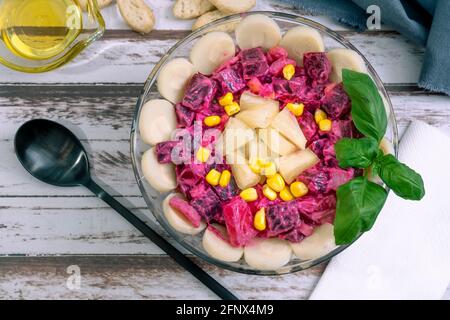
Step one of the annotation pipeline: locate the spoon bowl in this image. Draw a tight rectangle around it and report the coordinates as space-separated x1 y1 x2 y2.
15 119 89 187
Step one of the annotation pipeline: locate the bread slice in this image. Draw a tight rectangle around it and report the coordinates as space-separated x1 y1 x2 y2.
117 0 155 34
173 0 215 20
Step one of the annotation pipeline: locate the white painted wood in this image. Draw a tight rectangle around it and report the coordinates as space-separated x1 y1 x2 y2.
100 0 360 31
0 0 421 84
0 257 447 300
0 256 326 300
0 197 167 255
0 31 422 84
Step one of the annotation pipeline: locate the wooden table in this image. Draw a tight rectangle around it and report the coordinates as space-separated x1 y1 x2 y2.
1 0 449 300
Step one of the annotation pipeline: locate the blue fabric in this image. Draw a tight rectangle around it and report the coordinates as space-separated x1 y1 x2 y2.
279 0 450 95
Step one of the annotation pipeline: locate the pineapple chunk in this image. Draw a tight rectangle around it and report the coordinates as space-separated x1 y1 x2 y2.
246 137 278 161
230 152 261 189
235 103 279 129
225 146 247 165
239 91 279 111
236 91 280 128
219 117 255 155
278 149 320 184
271 107 307 149
258 128 297 156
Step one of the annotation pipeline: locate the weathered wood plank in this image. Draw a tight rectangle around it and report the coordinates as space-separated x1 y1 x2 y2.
0 197 166 255
0 139 139 196
1 85 448 143
0 256 448 300
79 0 384 32
0 256 326 300
0 31 422 84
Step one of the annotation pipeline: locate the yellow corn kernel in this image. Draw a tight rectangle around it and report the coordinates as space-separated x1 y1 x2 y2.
204 115 221 127
196 147 210 163
314 109 327 124
206 169 221 186
254 208 266 231
263 184 278 201
257 158 270 167
240 187 258 202
319 119 332 132
280 187 294 202
266 173 285 193
290 181 309 198
224 101 240 116
219 170 231 187
286 102 304 117
249 158 261 174
219 92 234 106
283 64 295 80
260 161 277 177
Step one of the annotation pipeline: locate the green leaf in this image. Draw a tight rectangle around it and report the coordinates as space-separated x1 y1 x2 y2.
334 137 379 168
375 154 425 200
334 176 388 245
342 69 387 142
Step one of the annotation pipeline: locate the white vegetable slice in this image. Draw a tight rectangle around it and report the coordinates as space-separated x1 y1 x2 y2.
240 91 279 112
139 99 176 145
290 223 336 260
163 193 206 235
326 48 367 83
157 58 196 103
190 32 236 75
202 224 244 262
258 128 297 156
279 26 325 66
270 108 307 149
277 148 320 184
229 152 260 189
221 117 255 153
141 147 177 192
244 238 292 270
235 14 282 50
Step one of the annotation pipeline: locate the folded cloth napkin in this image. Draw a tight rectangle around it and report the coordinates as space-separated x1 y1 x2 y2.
279 0 450 95
310 121 450 300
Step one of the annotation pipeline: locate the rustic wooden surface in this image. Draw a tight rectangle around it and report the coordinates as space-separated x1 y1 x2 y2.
0 0 449 300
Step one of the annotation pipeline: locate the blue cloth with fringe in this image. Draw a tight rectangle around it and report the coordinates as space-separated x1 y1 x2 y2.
279 0 450 95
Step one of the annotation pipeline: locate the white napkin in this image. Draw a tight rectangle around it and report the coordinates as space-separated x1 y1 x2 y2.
310 121 450 300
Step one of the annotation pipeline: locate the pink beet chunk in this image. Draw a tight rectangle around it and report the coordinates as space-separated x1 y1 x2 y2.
169 196 201 227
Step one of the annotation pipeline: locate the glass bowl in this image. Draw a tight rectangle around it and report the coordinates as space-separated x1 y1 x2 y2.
130 11 398 275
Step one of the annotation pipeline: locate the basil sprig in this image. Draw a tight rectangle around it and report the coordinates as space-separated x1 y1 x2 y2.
334 176 388 245
334 137 379 168
333 69 425 245
343 69 387 142
374 154 425 200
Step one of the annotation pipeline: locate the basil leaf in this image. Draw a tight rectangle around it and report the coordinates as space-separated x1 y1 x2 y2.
375 154 425 200
334 176 388 245
335 137 379 168
342 69 387 142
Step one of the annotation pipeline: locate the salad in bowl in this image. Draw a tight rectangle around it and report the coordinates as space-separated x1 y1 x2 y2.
131 12 424 274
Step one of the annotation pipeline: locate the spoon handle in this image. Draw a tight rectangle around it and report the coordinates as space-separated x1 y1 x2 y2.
84 178 238 300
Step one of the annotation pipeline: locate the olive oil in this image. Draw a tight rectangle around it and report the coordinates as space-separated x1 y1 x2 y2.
0 0 83 60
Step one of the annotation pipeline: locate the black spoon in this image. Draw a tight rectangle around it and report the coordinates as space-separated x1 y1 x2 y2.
14 119 238 300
